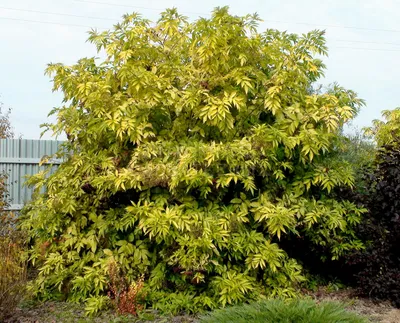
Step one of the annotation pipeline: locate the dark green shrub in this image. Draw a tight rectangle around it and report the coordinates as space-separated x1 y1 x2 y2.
200 299 366 323
344 144 400 307
328 109 400 307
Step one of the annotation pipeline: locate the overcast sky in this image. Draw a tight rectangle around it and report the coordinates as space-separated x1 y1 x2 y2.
1 0 399 139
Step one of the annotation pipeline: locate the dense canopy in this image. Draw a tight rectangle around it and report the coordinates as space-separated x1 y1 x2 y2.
22 7 365 314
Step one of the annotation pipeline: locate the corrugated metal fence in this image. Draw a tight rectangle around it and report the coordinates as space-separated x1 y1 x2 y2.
0 139 64 210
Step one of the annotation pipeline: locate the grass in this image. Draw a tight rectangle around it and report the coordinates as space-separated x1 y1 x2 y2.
200 299 367 323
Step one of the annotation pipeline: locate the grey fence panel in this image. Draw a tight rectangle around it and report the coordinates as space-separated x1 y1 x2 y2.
0 139 64 210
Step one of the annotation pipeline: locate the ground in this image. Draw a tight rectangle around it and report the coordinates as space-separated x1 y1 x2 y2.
6 302 198 323
311 288 400 323
5 289 400 323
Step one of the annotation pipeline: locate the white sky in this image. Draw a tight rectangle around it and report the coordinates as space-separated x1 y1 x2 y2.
1 0 399 139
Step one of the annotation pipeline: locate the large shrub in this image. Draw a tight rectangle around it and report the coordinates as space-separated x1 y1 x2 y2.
22 8 365 313
343 109 400 307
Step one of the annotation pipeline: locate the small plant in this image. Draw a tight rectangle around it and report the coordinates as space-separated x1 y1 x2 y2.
149 290 216 315
107 260 145 316
0 211 28 321
0 164 28 321
200 299 366 323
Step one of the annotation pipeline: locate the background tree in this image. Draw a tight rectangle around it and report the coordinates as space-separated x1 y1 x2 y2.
22 7 365 314
0 100 26 322
365 108 400 146
0 98 13 214
0 100 13 139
